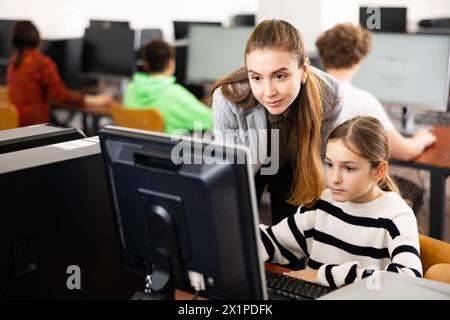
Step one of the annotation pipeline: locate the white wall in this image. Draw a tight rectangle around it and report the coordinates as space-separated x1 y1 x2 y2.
258 0 359 53
0 0 258 41
258 0 450 53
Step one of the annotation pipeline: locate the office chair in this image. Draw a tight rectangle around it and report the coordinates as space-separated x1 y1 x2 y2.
0 102 19 130
0 85 9 102
111 103 164 132
419 233 450 284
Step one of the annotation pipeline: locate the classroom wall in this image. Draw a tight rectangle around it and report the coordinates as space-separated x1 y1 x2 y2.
258 0 450 53
3 0 450 44
0 0 257 41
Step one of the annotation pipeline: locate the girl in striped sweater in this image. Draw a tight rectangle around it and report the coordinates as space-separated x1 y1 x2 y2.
259 116 422 288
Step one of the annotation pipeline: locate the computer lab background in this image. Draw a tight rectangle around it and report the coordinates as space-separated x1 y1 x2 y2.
2 0 450 242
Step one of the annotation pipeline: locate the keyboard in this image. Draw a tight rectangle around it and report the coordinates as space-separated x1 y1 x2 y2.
265 271 334 300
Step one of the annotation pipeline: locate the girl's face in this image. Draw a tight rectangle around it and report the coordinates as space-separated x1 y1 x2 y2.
325 139 385 204
246 48 309 115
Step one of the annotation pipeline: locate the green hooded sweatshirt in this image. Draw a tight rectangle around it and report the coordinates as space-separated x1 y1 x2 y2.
123 73 212 133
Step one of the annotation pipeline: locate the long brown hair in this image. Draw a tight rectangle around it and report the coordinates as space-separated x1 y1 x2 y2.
208 19 325 207
328 116 399 193
11 21 40 69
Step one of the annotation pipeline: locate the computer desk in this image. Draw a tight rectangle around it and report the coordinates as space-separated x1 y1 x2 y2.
52 104 112 137
176 264 450 300
390 126 450 240
175 263 289 300
80 104 112 136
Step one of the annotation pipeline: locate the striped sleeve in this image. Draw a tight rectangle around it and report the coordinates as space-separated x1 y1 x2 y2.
316 211 422 288
258 206 316 265
385 212 423 278
317 261 374 288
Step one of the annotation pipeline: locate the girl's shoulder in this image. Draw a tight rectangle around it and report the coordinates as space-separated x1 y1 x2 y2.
383 191 416 217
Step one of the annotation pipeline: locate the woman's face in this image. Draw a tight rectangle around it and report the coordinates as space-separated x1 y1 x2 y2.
246 48 309 115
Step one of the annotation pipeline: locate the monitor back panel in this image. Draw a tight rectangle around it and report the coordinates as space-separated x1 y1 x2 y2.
0 124 86 154
0 140 141 299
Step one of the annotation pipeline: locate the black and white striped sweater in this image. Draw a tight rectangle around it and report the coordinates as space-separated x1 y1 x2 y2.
259 189 422 288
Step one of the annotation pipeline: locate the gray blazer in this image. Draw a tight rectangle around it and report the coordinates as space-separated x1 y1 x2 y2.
212 67 342 174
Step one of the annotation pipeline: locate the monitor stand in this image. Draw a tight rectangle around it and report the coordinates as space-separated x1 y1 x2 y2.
130 273 175 300
399 105 434 137
399 106 416 137
86 75 129 98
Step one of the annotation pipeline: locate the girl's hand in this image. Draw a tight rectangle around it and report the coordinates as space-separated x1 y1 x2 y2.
284 269 318 283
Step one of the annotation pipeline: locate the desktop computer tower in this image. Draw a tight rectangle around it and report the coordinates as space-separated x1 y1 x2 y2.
0 137 141 299
0 124 86 154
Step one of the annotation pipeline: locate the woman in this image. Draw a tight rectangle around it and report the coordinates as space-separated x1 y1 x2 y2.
7 21 113 127
210 19 342 224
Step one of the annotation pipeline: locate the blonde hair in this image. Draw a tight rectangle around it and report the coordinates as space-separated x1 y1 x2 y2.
208 19 326 207
328 116 399 193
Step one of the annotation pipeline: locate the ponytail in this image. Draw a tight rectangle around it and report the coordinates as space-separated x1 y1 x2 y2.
14 49 24 69
380 174 415 208
379 174 399 194
11 21 40 69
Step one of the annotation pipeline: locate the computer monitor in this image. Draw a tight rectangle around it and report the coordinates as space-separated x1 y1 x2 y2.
352 32 450 134
138 28 163 47
231 14 256 27
89 19 130 29
359 7 407 33
0 137 141 299
0 19 19 58
135 29 163 72
173 21 222 40
81 27 135 76
99 126 266 300
186 25 252 84
41 38 84 88
0 123 86 154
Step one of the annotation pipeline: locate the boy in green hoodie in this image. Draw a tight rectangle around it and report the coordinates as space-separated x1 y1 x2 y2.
123 39 212 133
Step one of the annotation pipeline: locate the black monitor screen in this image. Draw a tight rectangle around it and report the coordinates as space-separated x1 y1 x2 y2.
231 14 256 27
89 20 130 29
139 29 163 48
82 28 135 76
99 126 266 300
0 19 20 58
41 38 84 88
173 21 222 40
136 29 163 72
360 7 407 32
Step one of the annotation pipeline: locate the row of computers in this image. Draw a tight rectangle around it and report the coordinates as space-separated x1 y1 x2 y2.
2 17 449 122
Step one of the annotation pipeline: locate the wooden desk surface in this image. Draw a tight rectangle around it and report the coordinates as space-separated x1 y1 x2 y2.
390 126 450 239
405 127 450 169
81 104 112 116
175 263 290 300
